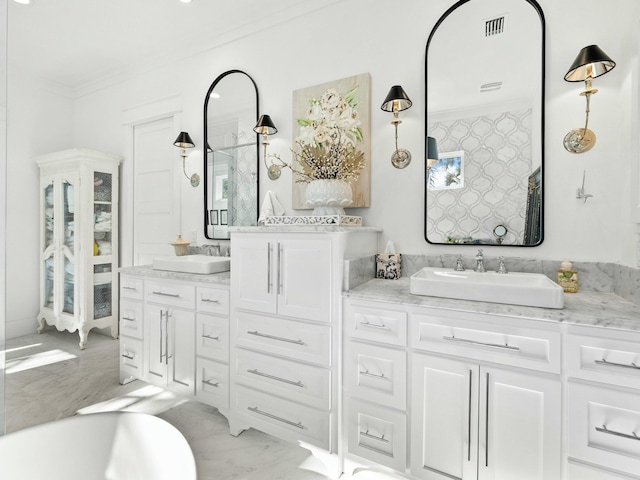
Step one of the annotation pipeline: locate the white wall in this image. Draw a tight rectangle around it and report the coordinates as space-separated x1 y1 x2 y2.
5 0 640 338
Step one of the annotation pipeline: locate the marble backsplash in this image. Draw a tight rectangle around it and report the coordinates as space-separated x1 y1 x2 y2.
344 254 640 306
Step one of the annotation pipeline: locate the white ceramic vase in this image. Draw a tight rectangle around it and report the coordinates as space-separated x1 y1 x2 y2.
305 179 353 216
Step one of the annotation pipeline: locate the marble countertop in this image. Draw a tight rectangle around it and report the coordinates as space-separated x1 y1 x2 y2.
228 225 382 233
119 265 230 285
345 278 640 331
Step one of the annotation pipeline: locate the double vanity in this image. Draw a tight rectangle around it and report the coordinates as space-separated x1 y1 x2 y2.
119 228 640 480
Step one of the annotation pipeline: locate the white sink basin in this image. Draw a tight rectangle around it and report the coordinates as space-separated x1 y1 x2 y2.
152 255 230 275
409 267 564 309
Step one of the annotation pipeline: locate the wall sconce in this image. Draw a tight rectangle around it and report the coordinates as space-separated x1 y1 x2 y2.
381 85 413 169
253 114 281 180
426 136 439 185
563 45 616 154
173 131 200 187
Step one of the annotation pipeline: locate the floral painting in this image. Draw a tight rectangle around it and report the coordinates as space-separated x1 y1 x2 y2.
429 150 464 190
292 73 371 209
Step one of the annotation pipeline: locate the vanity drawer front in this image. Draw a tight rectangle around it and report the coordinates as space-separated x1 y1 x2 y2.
346 399 407 472
233 384 330 450
196 357 229 410
145 279 195 309
234 311 330 367
120 299 143 339
344 301 407 347
345 341 406 410
119 337 143 382
196 286 229 316
410 311 560 373
568 382 640 477
233 348 330 410
567 331 640 389
196 314 229 362
566 461 629 480
120 275 144 301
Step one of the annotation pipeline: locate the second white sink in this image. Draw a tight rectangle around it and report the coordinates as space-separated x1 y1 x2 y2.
152 255 230 275
409 267 564 309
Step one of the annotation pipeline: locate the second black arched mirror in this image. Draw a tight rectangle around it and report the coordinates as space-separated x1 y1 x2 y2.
203 70 259 239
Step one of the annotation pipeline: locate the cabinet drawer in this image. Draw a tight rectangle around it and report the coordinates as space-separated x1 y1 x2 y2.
346 399 407 472
344 302 407 347
233 348 330 410
120 299 143 339
567 461 632 480
196 357 229 410
568 382 640 477
233 384 330 450
411 310 560 373
196 314 229 362
119 337 143 384
234 311 330 366
567 330 640 389
196 286 229 316
145 279 195 309
120 275 143 300
345 341 406 410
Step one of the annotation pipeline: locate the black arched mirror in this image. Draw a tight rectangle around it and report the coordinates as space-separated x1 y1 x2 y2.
425 0 545 246
204 70 259 240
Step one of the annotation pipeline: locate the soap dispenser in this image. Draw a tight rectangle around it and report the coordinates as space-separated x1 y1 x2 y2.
557 258 578 293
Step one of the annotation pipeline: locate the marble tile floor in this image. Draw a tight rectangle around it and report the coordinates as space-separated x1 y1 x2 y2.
4 329 400 480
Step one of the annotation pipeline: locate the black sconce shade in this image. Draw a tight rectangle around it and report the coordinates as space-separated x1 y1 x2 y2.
381 85 413 112
173 131 195 149
253 115 278 136
564 45 616 82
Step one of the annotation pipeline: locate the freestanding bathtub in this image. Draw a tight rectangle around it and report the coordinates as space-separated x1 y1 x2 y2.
0 411 197 479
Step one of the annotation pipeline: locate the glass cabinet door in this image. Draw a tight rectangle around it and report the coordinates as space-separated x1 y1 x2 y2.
93 172 113 319
42 181 55 309
62 180 75 315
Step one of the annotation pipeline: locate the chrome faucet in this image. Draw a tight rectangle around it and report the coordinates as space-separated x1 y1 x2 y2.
475 249 485 272
497 256 508 274
454 254 465 271
205 243 221 256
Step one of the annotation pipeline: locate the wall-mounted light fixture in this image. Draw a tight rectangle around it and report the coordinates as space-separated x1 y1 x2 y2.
381 85 413 169
173 131 200 187
426 136 439 185
253 114 281 180
563 45 616 154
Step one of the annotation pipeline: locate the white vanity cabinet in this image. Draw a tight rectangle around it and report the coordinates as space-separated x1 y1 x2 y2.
36 149 121 349
119 271 230 407
566 325 640 479
342 298 562 480
229 228 379 455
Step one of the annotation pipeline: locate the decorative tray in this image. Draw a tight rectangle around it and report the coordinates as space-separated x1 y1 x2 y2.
261 215 362 226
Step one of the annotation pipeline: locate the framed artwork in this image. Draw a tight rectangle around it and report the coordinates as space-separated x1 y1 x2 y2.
291 72 371 209
209 210 218 225
428 150 464 190
220 209 228 225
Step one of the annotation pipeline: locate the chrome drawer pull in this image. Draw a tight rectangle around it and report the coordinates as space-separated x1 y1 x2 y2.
248 406 305 429
202 334 220 341
152 291 180 298
121 352 135 360
247 330 305 345
595 358 640 370
596 425 640 441
360 429 389 443
359 320 389 330
422 465 462 480
201 298 220 304
122 286 137 291
247 368 304 387
442 335 520 351
359 369 388 380
202 379 220 388
122 316 135 322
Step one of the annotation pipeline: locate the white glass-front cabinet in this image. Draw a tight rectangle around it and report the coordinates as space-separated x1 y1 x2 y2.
36 149 121 349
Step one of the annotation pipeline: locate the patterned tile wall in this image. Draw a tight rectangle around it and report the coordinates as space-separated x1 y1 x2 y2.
427 108 533 245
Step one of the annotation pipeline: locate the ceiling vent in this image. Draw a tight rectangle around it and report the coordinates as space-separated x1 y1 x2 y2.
485 15 507 36
480 82 503 93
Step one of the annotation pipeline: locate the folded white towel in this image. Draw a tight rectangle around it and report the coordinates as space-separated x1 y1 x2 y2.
258 190 285 224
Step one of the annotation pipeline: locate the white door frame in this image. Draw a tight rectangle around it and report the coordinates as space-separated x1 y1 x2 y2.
121 95 182 267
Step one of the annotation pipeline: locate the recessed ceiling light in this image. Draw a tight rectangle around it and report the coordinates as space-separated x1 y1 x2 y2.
13 0 31 4
178 0 192 3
